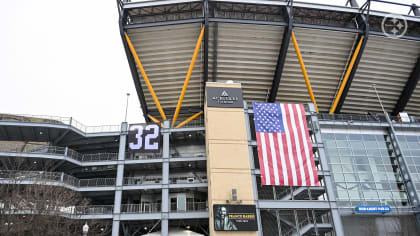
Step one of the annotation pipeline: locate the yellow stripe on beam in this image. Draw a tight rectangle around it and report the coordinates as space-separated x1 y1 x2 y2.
147 114 163 127
329 36 364 114
291 31 319 113
124 33 167 121
175 111 203 128
172 26 205 127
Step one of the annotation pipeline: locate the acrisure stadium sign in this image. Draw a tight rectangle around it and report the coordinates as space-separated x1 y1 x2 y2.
206 87 243 108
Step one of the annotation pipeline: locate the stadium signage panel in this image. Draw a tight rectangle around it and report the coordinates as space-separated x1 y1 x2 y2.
128 123 161 153
355 206 391 213
206 87 243 108
213 204 258 231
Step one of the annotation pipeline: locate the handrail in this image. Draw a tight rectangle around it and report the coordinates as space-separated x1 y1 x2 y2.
0 204 114 216
0 170 208 189
0 143 118 162
0 113 120 134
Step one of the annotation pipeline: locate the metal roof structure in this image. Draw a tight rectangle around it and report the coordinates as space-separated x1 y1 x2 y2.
116 0 420 123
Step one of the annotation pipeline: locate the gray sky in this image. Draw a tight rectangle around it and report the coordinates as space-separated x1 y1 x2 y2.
1 0 418 126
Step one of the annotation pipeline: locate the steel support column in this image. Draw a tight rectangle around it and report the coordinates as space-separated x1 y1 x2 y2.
244 101 263 236
309 104 344 236
268 3 293 102
392 56 420 115
112 122 128 236
334 3 369 113
161 120 170 236
202 0 209 107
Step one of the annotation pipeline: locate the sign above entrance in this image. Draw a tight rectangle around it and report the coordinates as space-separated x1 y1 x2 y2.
206 87 243 108
355 206 391 213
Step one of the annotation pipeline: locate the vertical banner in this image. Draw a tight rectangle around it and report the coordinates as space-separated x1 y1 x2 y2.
253 102 319 186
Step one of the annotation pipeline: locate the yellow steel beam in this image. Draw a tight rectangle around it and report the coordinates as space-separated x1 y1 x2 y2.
329 36 364 114
175 111 203 128
291 31 319 113
147 114 163 127
171 26 205 127
124 33 167 120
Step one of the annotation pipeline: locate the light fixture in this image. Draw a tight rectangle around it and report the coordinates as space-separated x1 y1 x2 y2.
144 226 148 230
186 225 191 229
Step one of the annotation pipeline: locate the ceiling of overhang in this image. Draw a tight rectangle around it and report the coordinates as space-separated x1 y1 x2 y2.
276 28 357 113
406 81 420 117
340 35 420 115
125 22 420 118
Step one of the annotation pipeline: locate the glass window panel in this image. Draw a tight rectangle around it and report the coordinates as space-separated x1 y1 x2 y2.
333 173 345 181
336 140 350 148
348 190 361 200
331 165 342 173
406 136 418 142
366 149 381 157
344 174 357 181
335 134 347 140
338 148 352 156
408 142 419 149
350 141 364 149
348 134 362 141
365 141 378 149
363 135 376 141
341 164 353 172
353 149 366 155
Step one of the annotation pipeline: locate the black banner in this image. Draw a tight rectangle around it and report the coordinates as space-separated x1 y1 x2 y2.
206 87 243 108
213 204 258 231
128 123 161 153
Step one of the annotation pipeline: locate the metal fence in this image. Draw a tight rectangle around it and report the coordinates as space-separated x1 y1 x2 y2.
121 203 161 214
170 201 208 212
0 170 116 188
0 113 120 134
0 204 114 216
0 143 118 162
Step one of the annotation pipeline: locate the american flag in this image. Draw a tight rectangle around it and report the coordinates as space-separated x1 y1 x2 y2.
253 102 319 186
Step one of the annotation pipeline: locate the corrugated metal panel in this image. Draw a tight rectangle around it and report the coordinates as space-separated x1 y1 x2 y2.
276 28 357 113
216 23 284 103
405 79 420 117
127 23 204 112
341 35 420 114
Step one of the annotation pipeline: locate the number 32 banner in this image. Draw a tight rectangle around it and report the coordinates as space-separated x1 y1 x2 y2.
128 123 161 153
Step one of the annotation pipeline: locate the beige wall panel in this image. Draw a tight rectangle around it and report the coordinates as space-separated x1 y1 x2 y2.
206 110 247 141
207 143 251 170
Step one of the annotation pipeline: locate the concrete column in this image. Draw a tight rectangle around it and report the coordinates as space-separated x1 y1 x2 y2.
205 82 257 236
308 104 344 236
161 120 170 236
112 122 128 236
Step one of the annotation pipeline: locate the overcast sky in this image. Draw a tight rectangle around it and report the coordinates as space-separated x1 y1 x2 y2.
1 0 418 126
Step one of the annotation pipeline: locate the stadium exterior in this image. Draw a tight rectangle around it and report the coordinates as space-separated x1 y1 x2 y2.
2 0 420 235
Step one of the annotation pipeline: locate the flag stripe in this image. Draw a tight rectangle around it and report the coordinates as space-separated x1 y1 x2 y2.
292 104 310 186
296 104 315 186
299 104 320 185
264 133 275 185
268 133 280 185
256 133 268 185
273 133 285 185
253 102 319 187
280 104 298 185
283 104 301 185
288 104 306 186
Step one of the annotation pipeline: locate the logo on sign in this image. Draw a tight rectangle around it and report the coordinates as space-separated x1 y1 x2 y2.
211 90 239 105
